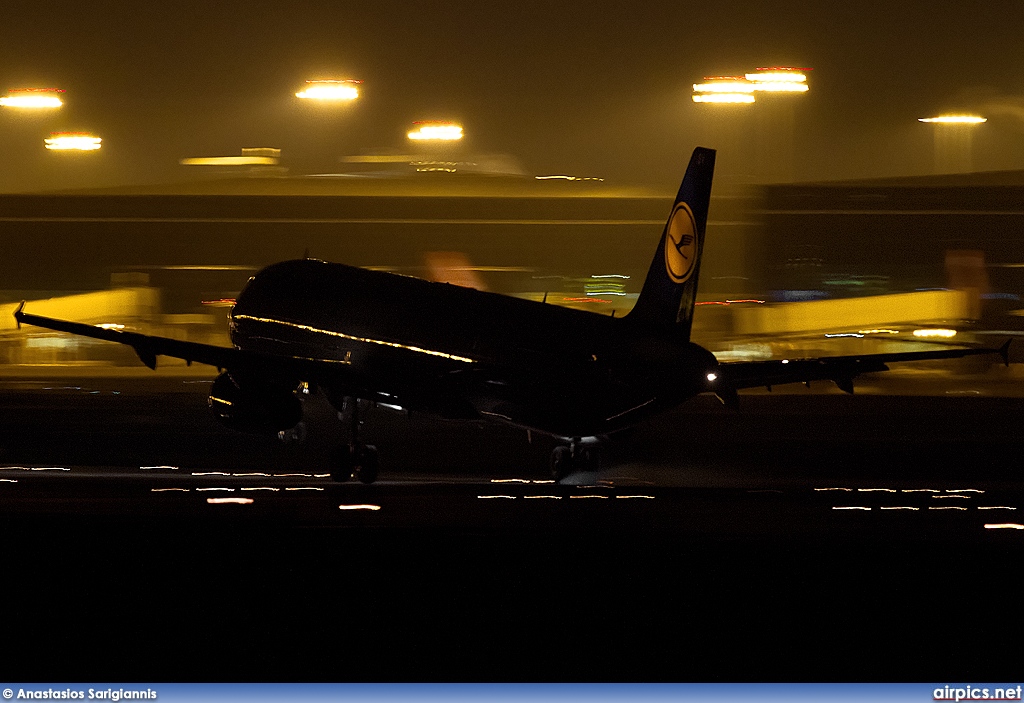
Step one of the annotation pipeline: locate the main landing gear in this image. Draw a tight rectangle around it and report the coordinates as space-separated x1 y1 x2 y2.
330 397 379 484
550 439 599 482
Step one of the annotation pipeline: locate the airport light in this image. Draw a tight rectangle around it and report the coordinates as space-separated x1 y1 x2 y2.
918 115 987 124
295 79 361 101
744 67 810 93
44 132 101 151
407 121 464 141
692 76 756 103
0 88 64 109
693 93 755 104
691 68 811 103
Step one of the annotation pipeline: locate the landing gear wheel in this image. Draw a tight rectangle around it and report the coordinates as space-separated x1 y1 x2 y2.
353 444 379 485
550 445 573 482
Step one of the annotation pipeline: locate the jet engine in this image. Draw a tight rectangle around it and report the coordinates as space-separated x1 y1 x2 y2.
208 371 302 435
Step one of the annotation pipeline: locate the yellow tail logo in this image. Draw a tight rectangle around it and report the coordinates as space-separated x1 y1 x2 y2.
664 202 698 284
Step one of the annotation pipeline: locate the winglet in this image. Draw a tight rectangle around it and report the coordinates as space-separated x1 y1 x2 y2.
13 301 25 330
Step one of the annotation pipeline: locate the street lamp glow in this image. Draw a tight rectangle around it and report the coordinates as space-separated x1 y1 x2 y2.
693 93 755 104
295 80 360 101
919 115 987 124
407 122 464 141
0 88 64 109
44 132 102 151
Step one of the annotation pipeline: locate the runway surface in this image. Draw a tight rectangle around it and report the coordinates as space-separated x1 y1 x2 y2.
1 371 1022 681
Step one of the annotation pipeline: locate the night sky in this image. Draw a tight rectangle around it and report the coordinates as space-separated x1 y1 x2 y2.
3 0 1024 191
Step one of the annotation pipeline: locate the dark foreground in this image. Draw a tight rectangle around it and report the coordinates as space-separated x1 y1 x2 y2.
0 372 1021 681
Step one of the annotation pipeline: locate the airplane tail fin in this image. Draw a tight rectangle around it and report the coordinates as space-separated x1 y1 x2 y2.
624 147 715 340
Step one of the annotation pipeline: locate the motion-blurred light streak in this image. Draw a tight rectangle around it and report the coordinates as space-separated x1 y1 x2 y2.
0 88 63 108
919 115 987 124
295 80 360 101
44 133 101 151
407 121 464 140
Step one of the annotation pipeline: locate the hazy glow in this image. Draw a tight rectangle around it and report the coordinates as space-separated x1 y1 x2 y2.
296 80 360 101
919 115 987 124
912 328 957 338
44 133 102 151
692 93 755 104
408 122 464 140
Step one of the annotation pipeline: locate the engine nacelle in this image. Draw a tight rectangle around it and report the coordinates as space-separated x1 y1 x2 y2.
208 372 302 435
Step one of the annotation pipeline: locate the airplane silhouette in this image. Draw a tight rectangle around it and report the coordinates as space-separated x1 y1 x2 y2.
14 148 1008 482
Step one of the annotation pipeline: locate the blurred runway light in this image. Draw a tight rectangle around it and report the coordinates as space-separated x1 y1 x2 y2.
338 504 381 511
984 523 1024 529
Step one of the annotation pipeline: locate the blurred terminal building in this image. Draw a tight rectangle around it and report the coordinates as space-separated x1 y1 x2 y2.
1 157 1023 369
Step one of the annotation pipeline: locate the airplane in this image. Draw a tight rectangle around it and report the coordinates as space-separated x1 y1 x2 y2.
13 147 1009 483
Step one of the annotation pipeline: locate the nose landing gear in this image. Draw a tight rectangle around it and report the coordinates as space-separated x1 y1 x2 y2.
330 397 380 484
550 439 599 482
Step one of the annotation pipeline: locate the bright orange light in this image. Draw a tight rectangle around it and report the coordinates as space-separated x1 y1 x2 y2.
407 121 464 141
0 88 64 109
44 132 101 151
919 115 987 124
693 93 755 104
296 80 360 101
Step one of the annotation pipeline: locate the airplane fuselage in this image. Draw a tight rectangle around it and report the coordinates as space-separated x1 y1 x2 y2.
229 259 720 438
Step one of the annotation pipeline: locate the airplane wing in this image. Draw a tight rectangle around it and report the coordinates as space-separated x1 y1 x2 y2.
13 303 348 382
718 341 1010 395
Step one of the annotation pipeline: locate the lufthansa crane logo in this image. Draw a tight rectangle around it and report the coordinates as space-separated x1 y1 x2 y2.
664 202 698 284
